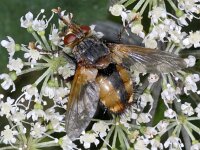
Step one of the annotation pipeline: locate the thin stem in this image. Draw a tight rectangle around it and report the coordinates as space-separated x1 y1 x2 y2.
32 32 45 48
34 68 51 86
102 125 115 148
117 126 126 149
186 121 200 135
183 124 195 141
187 117 200 121
140 0 150 15
36 141 59 148
118 126 130 149
41 35 51 50
124 0 137 7
133 0 145 11
112 126 118 148
17 66 47 76
167 0 178 11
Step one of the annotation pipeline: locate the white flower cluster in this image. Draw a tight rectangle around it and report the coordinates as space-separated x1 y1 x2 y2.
0 0 200 149
0 9 78 150
107 0 200 150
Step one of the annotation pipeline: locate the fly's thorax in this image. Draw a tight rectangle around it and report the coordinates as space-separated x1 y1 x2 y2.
73 37 110 67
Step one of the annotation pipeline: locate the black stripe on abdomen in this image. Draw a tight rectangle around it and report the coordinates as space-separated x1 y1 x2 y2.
108 71 128 104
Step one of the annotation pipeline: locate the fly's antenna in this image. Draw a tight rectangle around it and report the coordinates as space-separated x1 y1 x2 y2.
52 7 73 27
52 7 82 34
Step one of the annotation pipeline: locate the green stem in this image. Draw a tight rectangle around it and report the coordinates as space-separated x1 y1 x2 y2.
183 124 196 141
117 126 126 149
17 66 47 76
118 126 130 149
186 121 200 135
41 35 51 50
172 124 181 135
32 32 45 48
160 121 177 136
124 0 137 7
167 0 178 11
102 125 115 148
0 146 18 150
140 0 150 15
34 68 51 86
133 0 145 11
36 141 59 148
112 126 118 148
23 62 50 67
187 117 200 121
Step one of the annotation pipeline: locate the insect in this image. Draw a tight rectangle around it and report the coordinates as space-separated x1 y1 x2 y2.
53 8 186 140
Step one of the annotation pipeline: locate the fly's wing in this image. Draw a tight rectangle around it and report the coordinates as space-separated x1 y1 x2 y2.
65 66 99 140
109 44 186 73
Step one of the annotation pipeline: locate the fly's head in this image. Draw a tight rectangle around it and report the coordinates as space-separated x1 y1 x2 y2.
52 7 92 49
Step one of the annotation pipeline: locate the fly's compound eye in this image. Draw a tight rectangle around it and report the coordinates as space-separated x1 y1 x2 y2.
64 33 77 45
80 25 91 34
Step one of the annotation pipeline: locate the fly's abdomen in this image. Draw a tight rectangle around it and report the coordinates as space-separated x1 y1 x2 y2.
96 64 134 113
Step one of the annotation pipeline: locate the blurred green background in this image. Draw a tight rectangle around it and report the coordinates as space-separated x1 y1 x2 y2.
0 0 110 73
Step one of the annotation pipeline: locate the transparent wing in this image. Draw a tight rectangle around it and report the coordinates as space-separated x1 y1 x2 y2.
109 44 186 73
65 66 99 140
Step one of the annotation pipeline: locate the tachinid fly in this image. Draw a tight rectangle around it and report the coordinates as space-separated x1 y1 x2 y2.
52 7 186 140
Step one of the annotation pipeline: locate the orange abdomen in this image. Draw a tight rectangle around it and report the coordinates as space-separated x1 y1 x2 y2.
96 64 134 113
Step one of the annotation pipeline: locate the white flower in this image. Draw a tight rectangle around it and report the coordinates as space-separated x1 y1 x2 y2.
164 108 177 119
139 93 154 109
0 97 15 117
109 4 125 16
32 19 47 32
45 108 65 132
144 127 158 139
191 143 200 150
49 115 65 132
30 122 46 138
143 38 158 49
1 36 16 57
43 85 56 99
49 24 62 46
184 74 200 95
1 125 18 144
137 113 152 124
0 73 15 92
149 7 167 24
131 24 145 38
58 63 75 79
134 136 150 150
195 103 200 118
60 135 77 150
11 109 26 123
150 138 163 150
181 102 194 116
27 107 46 121
164 136 184 149
161 85 176 103
24 47 42 64
92 121 109 138
148 74 159 84
156 121 169 133
184 55 196 67
54 87 70 102
183 31 200 48
20 12 33 28
79 132 99 149
7 58 24 74
22 84 39 100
